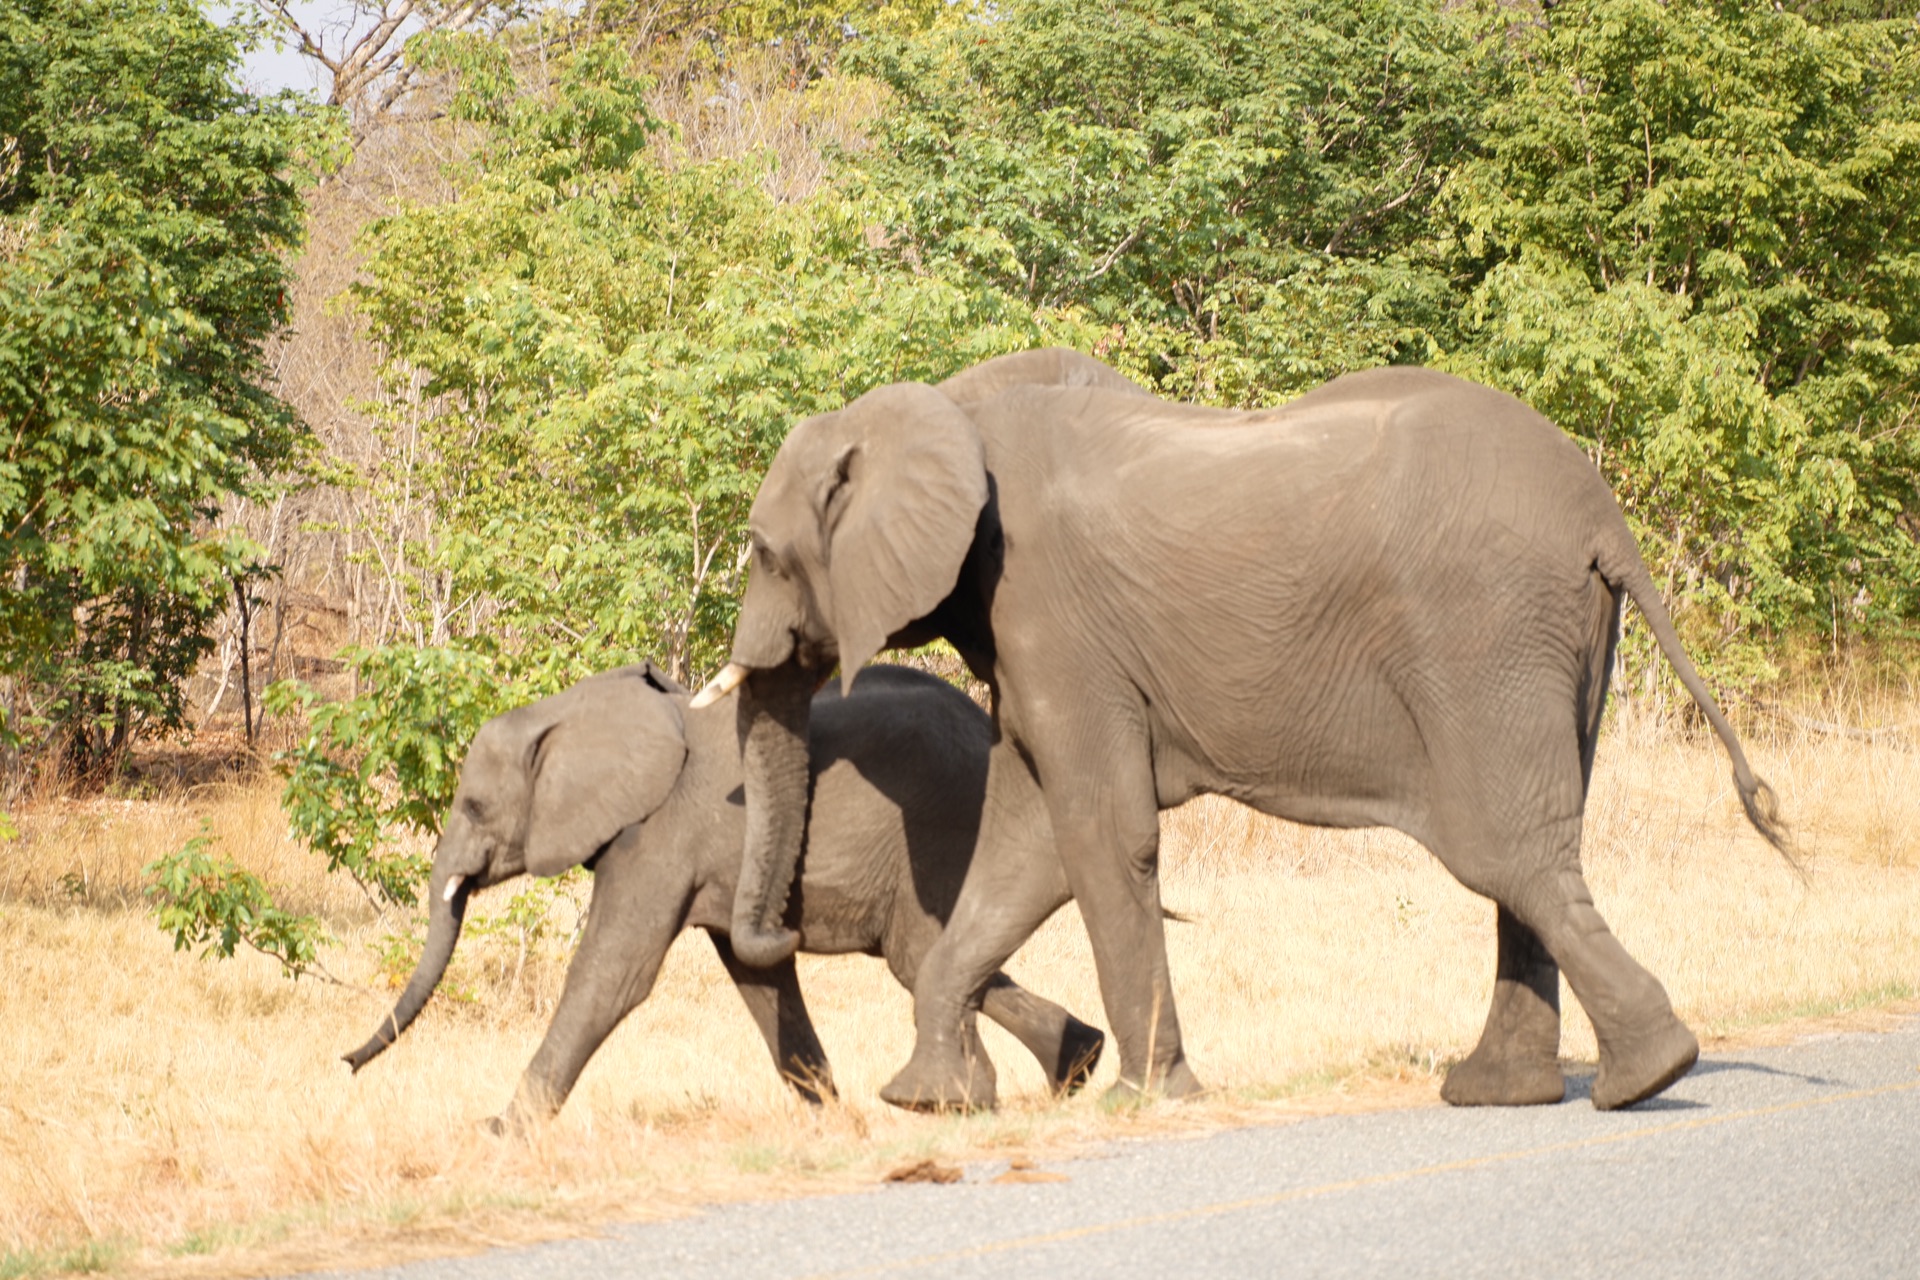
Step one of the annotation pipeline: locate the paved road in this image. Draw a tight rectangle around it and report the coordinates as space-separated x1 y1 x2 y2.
311 1018 1920 1279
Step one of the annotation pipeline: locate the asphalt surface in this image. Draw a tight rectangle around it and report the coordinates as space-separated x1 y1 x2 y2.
304 1018 1920 1279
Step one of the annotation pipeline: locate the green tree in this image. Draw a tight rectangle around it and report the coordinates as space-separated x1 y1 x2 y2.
0 0 332 775
1448 0 1920 647
851 0 1920 658
349 32 1067 687
268 644 510 909
145 822 330 979
271 31 1066 905
850 0 1479 402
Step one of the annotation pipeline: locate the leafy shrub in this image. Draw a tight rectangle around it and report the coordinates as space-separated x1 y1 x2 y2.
266 645 528 909
143 825 329 980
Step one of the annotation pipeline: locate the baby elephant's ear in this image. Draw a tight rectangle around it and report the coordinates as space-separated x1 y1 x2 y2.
524 671 688 878
631 658 685 695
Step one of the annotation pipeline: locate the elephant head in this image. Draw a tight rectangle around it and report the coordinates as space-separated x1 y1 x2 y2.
343 662 688 1072
694 348 1145 967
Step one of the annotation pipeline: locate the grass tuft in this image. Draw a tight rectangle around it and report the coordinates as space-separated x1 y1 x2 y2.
0 1239 129 1279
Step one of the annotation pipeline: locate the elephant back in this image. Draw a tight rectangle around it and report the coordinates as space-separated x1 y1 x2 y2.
808 665 991 792
937 347 1150 406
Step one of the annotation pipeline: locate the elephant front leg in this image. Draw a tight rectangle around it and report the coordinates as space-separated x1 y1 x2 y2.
935 838 1103 1097
708 929 835 1103
1049 778 1200 1107
495 850 693 1134
880 738 1062 1112
886 726 1200 1110
1441 904 1566 1106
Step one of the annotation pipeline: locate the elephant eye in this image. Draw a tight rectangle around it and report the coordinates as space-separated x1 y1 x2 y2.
755 540 789 581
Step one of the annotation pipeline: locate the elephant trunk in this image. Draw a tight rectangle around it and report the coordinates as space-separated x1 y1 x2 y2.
730 661 815 968
343 873 474 1072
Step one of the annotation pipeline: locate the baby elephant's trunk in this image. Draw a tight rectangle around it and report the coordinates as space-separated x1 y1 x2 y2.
343 876 474 1072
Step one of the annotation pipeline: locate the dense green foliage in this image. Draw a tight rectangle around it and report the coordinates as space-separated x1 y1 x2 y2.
0 0 330 773
275 29 1068 905
267 645 512 907
1449 0 1920 658
851 0 1476 402
348 32 1069 689
0 1 1899 932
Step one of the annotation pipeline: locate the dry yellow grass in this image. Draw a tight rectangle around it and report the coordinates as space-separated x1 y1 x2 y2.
5 700 1919 1278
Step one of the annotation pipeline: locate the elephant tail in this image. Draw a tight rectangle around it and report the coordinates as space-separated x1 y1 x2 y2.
343 875 474 1072
1599 547 1804 881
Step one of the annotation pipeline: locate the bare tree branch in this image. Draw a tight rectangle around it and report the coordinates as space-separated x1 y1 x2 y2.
248 1 502 138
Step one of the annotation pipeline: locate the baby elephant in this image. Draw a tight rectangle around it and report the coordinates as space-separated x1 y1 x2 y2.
343 662 1100 1127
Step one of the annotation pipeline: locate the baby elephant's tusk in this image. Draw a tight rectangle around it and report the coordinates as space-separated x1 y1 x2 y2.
690 662 750 709
442 874 464 903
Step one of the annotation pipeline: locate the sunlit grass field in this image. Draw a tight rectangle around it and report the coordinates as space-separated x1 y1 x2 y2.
5 697 1919 1277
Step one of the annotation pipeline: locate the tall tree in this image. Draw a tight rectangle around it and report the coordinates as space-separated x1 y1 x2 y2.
1449 0 1920 651
0 0 327 776
348 32 1063 686
854 0 1920 658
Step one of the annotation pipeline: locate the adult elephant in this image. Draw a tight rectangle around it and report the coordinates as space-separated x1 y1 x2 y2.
693 349 1792 1113
343 662 1102 1130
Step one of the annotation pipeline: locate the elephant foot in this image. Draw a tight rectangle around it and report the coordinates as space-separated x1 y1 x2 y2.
1048 1019 1106 1096
881 1042 998 1113
1101 1056 1204 1109
488 1080 561 1137
1440 1045 1565 1107
1592 1016 1698 1111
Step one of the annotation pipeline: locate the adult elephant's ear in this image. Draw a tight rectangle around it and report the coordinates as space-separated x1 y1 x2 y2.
523 670 688 877
822 381 988 693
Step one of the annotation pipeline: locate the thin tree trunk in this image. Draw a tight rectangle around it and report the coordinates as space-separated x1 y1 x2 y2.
234 575 255 744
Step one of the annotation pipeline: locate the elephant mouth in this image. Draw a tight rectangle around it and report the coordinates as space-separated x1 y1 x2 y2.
692 645 840 708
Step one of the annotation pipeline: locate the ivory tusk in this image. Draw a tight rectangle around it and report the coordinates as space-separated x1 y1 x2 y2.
689 662 750 709
442 874 464 903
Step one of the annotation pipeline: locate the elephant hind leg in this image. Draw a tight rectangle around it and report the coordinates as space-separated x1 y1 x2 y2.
1512 870 1697 1110
979 974 1106 1096
709 930 835 1104
1442 818 1694 1110
1441 905 1565 1106
1432 688 1691 1110
1538 584 1697 1108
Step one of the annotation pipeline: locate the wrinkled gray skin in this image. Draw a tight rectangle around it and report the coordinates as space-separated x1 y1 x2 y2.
343 662 1102 1130
711 348 1793 1114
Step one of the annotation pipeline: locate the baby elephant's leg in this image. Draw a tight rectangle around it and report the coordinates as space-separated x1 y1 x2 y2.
979 975 1106 1095
497 846 692 1133
709 929 835 1103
